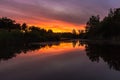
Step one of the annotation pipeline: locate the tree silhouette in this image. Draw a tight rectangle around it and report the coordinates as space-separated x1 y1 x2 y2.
14 23 21 30
85 15 100 39
29 26 41 32
82 8 120 40
72 29 77 34
48 29 53 34
0 17 16 32
21 23 27 32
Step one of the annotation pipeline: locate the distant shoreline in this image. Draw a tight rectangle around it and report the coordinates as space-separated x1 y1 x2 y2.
80 39 120 45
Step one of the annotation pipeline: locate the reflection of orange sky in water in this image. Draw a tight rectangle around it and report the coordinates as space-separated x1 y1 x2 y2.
18 41 85 57
14 17 85 32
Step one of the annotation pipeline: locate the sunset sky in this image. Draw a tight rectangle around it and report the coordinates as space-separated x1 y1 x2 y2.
0 0 120 32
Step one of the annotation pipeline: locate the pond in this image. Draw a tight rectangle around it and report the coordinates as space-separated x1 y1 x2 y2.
0 40 120 80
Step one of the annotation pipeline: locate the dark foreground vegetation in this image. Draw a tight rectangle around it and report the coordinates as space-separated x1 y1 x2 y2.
80 8 120 40
0 17 79 44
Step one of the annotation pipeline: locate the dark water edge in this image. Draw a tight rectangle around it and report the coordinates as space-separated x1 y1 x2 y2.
80 39 120 45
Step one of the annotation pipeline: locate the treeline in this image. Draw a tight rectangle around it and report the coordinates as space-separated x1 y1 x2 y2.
80 8 120 40
0 17 79 44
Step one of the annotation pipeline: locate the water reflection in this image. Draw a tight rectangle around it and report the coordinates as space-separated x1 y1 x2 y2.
0 40 81 62
0 44 41 61
1 40 120 72
83 41 120 71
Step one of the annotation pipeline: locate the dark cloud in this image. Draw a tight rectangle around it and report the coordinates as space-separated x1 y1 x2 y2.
0 0 120 25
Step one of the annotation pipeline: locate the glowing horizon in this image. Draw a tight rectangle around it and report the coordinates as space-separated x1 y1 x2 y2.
0 0 120 32
14 18 85 32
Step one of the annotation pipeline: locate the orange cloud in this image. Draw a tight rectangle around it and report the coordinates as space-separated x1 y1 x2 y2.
14 17 85 32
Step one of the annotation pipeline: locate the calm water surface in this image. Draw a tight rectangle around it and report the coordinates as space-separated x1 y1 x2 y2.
0 41 120 80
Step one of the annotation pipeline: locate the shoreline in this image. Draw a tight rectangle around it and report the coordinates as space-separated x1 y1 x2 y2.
80 39 120 45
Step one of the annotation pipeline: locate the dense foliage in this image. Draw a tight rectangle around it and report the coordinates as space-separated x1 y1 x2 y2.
81 8 120 40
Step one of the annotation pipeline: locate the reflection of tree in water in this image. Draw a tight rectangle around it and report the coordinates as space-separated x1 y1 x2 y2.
0 42 61 62
72 40 77 48
0 41 80 62
47 42 60 48
84 42 120 71
0 44 41 61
